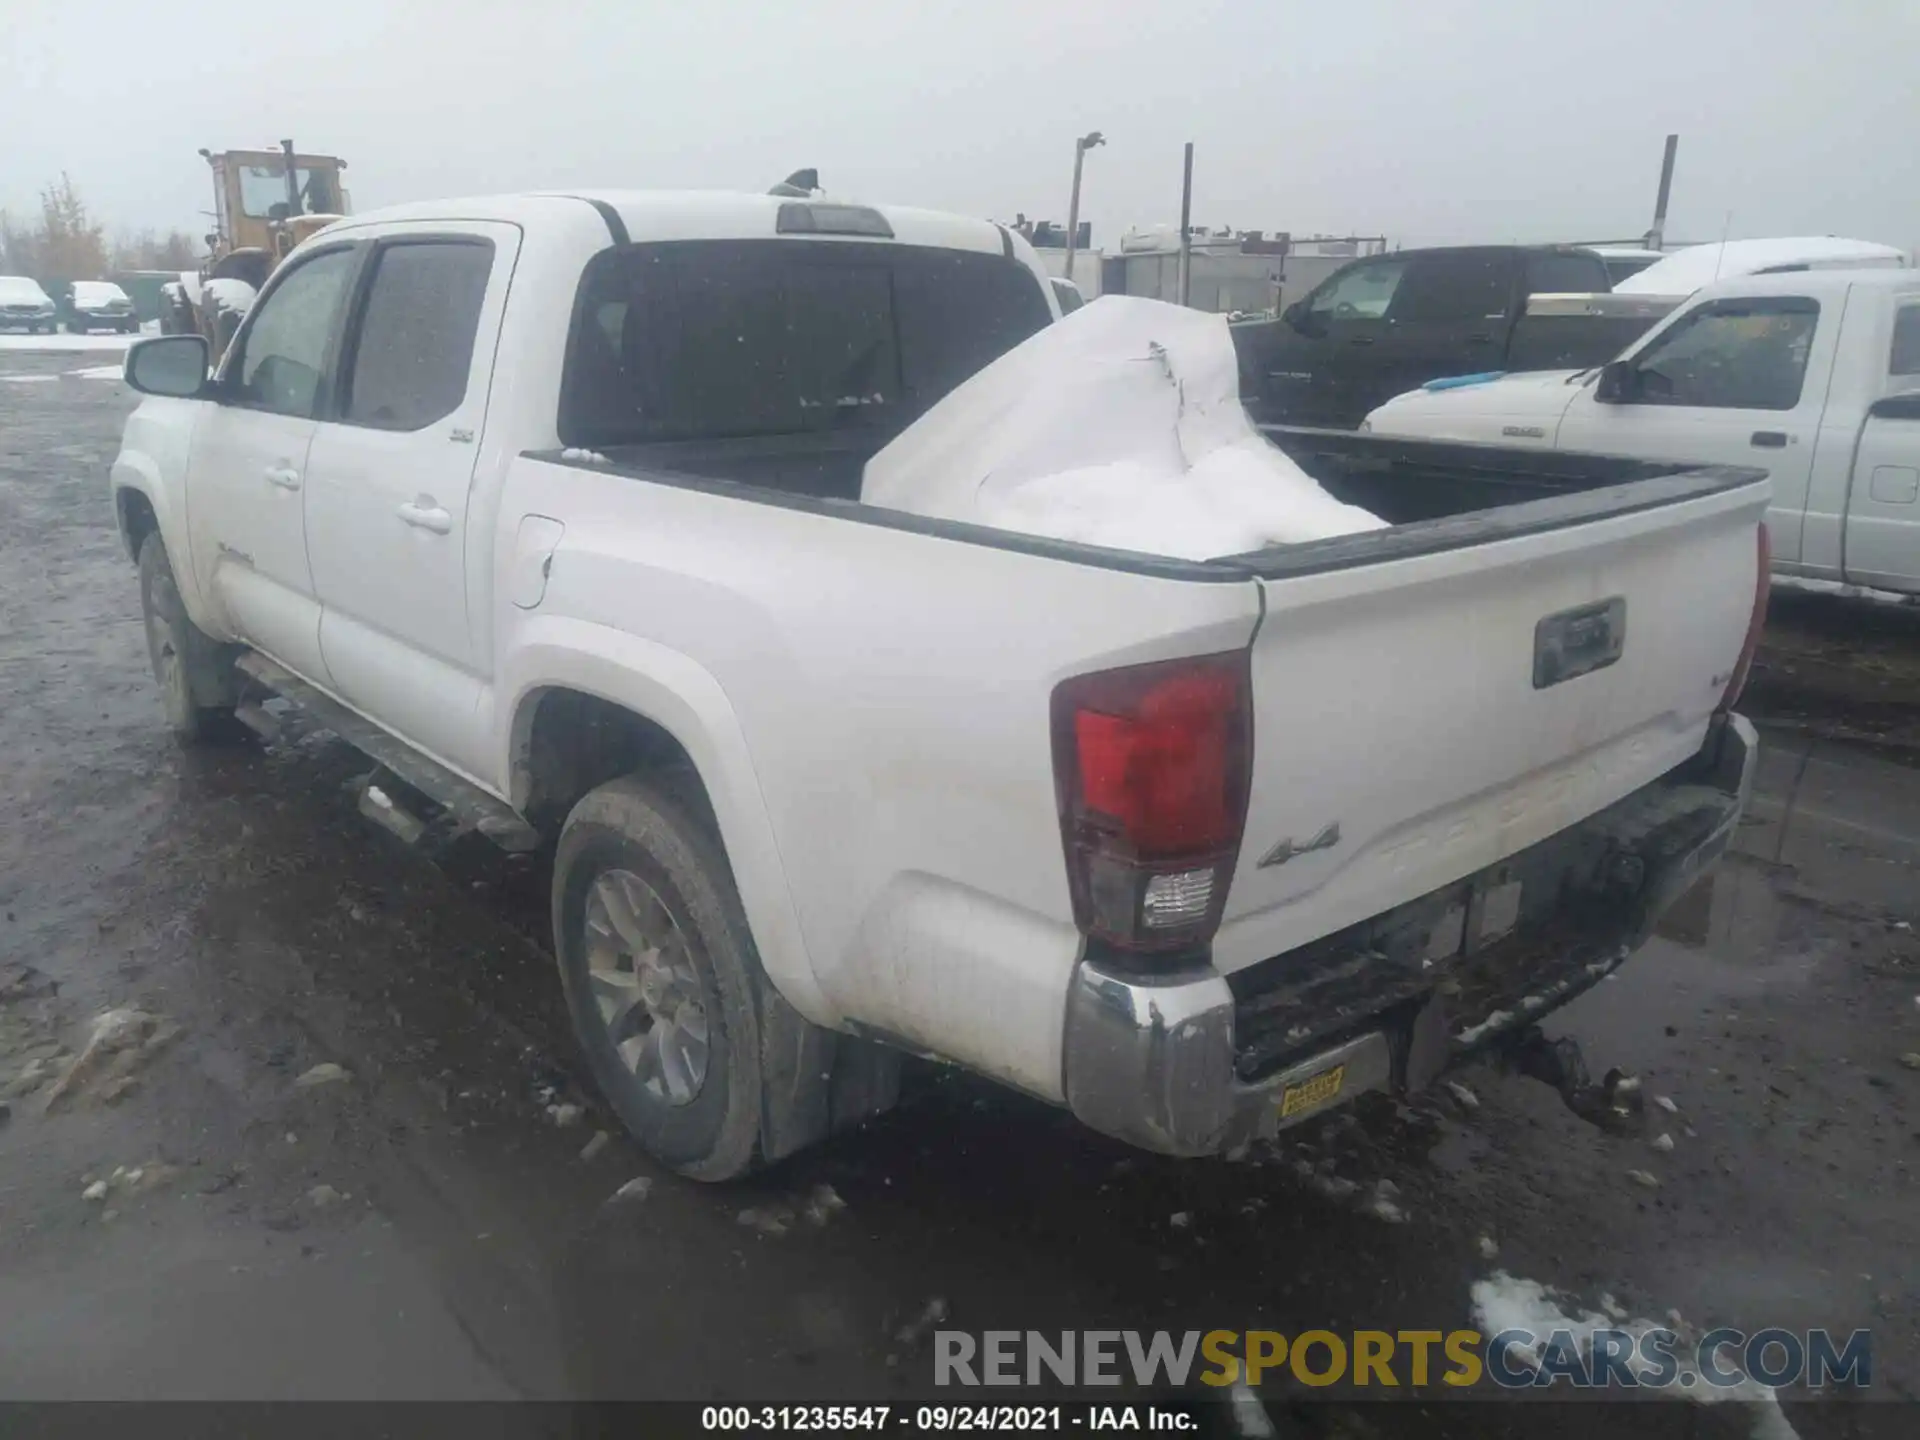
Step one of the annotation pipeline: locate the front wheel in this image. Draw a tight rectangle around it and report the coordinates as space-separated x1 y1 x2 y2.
137 534 238 745
553 775 773 1181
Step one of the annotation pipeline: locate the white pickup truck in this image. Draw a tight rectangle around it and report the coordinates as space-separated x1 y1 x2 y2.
111 189 1768 1179
1365 268 1920 595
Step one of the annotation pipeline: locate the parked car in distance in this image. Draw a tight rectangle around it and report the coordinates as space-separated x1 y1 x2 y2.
68 280 139 333
1232 245 1638 428
1365 266 1920 595
109 190 1766 1179
0 275 59 333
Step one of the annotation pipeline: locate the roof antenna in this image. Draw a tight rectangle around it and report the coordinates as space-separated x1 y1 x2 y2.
769 168 820 198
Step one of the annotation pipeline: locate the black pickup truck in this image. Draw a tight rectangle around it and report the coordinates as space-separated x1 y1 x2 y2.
1234 245 1671 428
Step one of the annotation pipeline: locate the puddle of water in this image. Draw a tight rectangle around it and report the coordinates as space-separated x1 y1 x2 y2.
1652 859 1822 995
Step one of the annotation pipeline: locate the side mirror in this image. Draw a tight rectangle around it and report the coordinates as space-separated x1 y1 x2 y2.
124 335 211 399
1869 390 1920 421
1593 359 1638 404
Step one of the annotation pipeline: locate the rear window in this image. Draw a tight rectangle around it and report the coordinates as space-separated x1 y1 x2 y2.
559 240 1052 446
1890 305 1920 377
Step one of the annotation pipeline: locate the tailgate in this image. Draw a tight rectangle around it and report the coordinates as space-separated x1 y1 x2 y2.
1210 477 1769 973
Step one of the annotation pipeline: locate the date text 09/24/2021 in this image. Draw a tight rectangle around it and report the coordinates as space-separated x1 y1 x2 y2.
700 1405 1198 1432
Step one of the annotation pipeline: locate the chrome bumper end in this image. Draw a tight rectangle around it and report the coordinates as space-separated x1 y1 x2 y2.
1061 713 1758 1157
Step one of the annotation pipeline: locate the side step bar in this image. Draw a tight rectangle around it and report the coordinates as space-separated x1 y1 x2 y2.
234 652 542 853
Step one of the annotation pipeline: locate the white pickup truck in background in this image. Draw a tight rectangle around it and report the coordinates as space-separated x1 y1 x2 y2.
1365 268 1920 596
111 189 1767 1179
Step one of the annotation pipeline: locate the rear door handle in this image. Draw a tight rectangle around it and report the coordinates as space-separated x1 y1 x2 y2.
1464 333 1494 345
1751 431 1789 449
1348 336 1375 346
263 465 302 490
397 499 453 534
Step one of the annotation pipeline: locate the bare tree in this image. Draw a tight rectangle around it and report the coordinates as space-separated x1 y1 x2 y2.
153 230 200 271
3 177 195 280
36 173 109 280
0 209 40 276
111 227 203 272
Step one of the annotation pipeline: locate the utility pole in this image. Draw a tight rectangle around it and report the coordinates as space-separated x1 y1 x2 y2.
1646 133 1679 250
1177 142 1195 307
1063 130 1105 285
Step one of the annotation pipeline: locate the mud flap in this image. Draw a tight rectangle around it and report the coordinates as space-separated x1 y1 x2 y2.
755 983 902 1163
1403 993 1451 1093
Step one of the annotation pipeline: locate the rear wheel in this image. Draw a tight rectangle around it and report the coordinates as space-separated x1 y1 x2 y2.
553 775 770 1180
137 535 238 745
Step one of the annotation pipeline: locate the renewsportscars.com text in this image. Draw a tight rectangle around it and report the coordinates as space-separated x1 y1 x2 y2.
934 1328 1872 1391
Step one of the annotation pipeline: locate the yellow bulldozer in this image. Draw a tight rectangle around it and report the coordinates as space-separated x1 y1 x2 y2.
160 140 351 357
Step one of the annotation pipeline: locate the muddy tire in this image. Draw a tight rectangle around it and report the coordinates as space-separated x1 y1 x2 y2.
137 534 238 745
553 774 771 1181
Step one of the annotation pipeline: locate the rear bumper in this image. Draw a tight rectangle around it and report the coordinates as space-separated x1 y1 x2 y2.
1062 714 1756 1156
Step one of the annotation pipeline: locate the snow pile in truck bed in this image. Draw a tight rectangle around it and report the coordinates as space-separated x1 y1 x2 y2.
861 296 1383 560
1614 236 1907 295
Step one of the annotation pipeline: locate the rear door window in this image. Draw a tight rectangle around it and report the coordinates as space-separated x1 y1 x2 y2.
559 241 1051 446
1524 252 1611 296
1387 252 1514 324
339 240 494 430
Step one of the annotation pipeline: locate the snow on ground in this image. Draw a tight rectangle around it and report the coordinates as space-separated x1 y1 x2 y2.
1772 574 1919 608
1470 1271 1801 1440
1 364 125 384
0 321 155 354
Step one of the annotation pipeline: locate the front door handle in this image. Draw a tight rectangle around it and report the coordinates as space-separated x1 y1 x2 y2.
397 499 453 534
1751 431 1789 449
1348 336 1376 346
263 465 302 490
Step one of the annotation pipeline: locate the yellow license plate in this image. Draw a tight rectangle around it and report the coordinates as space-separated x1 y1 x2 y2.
1279 1064 1346 1117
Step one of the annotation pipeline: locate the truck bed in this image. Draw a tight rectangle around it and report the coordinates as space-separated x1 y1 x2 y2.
569 426 1763 581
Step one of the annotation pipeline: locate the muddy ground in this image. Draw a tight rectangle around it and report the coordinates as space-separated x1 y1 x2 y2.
1 350 1916 1437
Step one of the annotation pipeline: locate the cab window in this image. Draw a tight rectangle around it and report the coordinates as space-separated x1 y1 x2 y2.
1307 259 1407 320
226 247 357 418
1629 298 1820 411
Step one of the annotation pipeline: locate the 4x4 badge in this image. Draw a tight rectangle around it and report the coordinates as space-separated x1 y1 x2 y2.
1258 822 1341 868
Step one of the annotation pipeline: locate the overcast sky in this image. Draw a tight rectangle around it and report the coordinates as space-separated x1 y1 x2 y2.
5 0 1916 254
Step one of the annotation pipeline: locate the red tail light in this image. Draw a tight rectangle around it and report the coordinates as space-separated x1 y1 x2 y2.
1051 653 1253 955
1718 523 1771 713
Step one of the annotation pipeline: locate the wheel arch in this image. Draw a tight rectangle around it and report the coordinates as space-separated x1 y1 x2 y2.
500 621 828 1023
110 412 229 638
